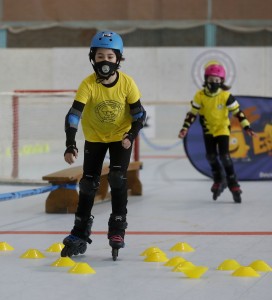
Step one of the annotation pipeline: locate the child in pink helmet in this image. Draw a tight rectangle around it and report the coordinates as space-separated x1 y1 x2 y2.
178 63 255 203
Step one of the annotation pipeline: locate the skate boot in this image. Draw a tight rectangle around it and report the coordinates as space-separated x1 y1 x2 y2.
229 183 242 203
61 235 89 257
108 214 128 261
211 180 227 200
61 215 94 257
210 168 226 201
227 176 242 203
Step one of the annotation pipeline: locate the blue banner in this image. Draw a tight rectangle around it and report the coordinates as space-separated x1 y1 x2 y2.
184 96 272 181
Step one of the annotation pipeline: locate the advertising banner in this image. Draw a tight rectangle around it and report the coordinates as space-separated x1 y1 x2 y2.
184 96 272 180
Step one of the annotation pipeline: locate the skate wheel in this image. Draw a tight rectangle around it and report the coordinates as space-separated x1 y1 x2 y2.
213 193 218 200
112 248 119 261
233 195 242 203
60 247 67 257
73 249 80 256
232 190 242 203
79 244 87 254
61 246 73 258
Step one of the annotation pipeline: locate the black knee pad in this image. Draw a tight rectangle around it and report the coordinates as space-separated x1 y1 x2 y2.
79 175 100 197
108 168 126 189
220 154 233 167
206 153 218 164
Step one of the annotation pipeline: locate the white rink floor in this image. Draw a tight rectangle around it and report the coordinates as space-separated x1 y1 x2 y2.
0 152 272 300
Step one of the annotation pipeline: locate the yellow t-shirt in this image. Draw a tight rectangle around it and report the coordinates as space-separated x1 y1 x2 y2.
75 71 141 142
192 89 239 137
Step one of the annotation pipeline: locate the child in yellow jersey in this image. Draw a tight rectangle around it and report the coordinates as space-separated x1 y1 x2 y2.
61 31 146 259
178 63 255 203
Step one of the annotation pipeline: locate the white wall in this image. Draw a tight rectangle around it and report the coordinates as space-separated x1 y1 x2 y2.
1 47 271 180
0 47 272 100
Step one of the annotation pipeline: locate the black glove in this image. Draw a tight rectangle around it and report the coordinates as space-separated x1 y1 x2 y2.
123 132 135 143
64 144 78 156
244 126 255 137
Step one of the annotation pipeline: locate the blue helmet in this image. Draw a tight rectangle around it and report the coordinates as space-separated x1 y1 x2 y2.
90 31 123 54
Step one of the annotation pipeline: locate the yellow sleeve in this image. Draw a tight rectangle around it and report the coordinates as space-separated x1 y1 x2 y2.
190 91 202 115
126 77 142 105
74 79 91 104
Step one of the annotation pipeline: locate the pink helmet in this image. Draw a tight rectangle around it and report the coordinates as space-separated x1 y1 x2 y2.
204 64 226 80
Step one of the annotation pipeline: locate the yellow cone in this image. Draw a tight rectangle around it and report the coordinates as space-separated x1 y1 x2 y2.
144 252 168 262
0 242 14 251
46 243 64 252
172 261 195 272
169 242 195 252
164 256 187 267
232 266 260 277
51 257 76 267
249 260 272 272
68 262 96 274
217 259 241 271
140 247 166 256
20 249 46 259
183 266 209 279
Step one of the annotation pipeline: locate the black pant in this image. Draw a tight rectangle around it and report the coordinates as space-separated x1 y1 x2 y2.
204 134 229 156
203 134 236 181
76 140 132 218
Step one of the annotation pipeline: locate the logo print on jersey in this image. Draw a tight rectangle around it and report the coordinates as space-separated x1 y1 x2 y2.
95 100 122 123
